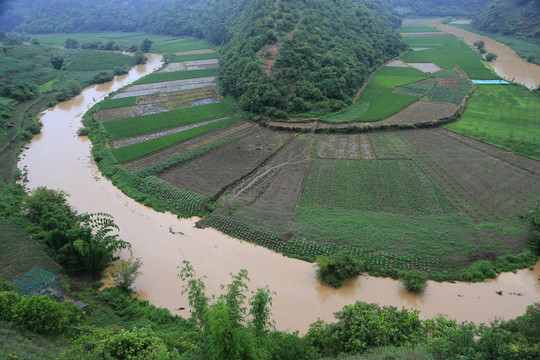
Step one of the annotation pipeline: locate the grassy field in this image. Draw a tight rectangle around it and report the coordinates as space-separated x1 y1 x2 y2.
112 116 239 163
0 216 59 280
445 84 540 160
98 96 137 110
323 67 429 122
150 38 216 53
103 102 233 139
299 159 456 216
133 68 218 85
167 52 218 63
399 25 442 33
401 35 497 79
31 32 179 47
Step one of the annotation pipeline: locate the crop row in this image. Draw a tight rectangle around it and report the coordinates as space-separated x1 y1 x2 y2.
426 80 472 105
137 176 209 216
98 96 137 110
137 131 246 177
206 214 439 272
133 68 217 85
112 116 239 163
103 101 233 139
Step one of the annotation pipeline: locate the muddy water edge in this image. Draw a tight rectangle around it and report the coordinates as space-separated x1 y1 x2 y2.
17 53 540 334
430 20 540 89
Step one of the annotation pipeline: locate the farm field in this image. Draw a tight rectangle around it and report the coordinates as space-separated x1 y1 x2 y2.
150 38 216 53
112 76 217 98
30 32 179 47
378 100 459 126
0 217 58 280
133 68 218 85
160 129 293 197
168 52 218 63
316 134 376 159
103 102 233 139
445 84 540 160
400 35 497 80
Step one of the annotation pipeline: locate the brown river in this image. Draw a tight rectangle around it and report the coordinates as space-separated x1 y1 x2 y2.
431 21 540 89
18 54 540 334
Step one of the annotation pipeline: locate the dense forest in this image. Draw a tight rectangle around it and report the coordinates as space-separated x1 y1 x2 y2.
385 0 492 17
472 0 540 43
219 0 405 118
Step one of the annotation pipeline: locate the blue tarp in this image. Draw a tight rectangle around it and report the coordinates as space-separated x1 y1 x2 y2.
471 80 510 84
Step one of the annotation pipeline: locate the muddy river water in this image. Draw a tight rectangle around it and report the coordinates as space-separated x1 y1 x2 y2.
18 54 540 334
431 21 540 89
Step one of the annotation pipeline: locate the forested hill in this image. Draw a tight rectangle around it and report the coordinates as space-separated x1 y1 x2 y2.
385 0 492 17
219 0 406 118
472 0 540 43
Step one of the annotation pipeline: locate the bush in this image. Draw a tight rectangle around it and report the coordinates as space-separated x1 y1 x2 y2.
316 250 364 288
11 295 82 334
113 66 129 76
0 276 15 291
0 291 22 321
485 52 498 61
460 260 497 282
93 71 114 84
77 127 89 136
400 270 429 293
112 257 143 292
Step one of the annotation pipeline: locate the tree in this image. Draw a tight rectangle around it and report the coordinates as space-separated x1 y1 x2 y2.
31 38 39 45
51 54 64 69
93 70 114 84
66 79 82 97
133 50 147 64
485 52 498 61
315 250 365 288
140 39 152 52
399 270 429 293
112 257 143 292
65 38 79 49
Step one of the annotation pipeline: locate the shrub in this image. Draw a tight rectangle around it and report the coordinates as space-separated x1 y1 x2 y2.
316 250 364 288
11 295 82 334
460 260 497 282
400 270 429 293
112 257 143 292
0 291 22 321
485 52 498 61
77 127 89 136
93 71 114 84
0 276 15 291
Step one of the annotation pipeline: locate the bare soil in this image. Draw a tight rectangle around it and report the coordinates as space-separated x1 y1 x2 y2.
112 77 217 99
385 59 408 68
406 62 442 74
174 49 216 56
123 121 255 173
316 134 376 159
379 100 459 126
159 129 293 197
437 78 459 88
158 59 219 73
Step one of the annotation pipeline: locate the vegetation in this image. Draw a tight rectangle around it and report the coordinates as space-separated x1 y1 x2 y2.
384 0 492 17
98 96 137 110
399 270 429 293
219 0 405 118
111 116 239 163
167 52 218 63
445 84 540 160
103 102 233 139
132 68 218 85
316 251 365 288
111 257 143 292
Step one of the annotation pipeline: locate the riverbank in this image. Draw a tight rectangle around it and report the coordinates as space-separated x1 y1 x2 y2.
430 20 540 89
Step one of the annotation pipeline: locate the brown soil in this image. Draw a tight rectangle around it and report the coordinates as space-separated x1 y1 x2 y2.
159 129 293 197
316 134 376 159
437 78 459 88
263 44 280 77
220 135 314 231
380 100 459 126
123 121 255 173
173 49 216 56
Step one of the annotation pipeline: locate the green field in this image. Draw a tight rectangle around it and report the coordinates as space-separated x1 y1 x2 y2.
299 159 455 216
167 52 218 63
399 26 442 33
31 32 179 47
64 50 136 71
133 68 218 85
445 84 540 160
98 96 137 110
150 38 216 53
112 117 239 163
401 35 497 79
0 216 58 280
103 102 233 139
425 79 472 104
323 67 429 122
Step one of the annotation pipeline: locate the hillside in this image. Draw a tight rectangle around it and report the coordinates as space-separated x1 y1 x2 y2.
385 0 492 17
472 0 540 44
219 0 406 118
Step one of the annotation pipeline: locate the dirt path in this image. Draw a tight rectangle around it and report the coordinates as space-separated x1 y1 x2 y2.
430 20 540 89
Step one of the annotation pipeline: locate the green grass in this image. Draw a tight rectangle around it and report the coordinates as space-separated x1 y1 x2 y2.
133 68 218 85
299 159 455 216
399 26 442 33
103 102 233 139
112 117 239 163
167 52 218 63
445 84 540 160
150 38 216 53
98 96 137 110
37 79 59 93
323 67 429 122
0 216 59 280
401 35 498 80
31 32 179 47
63 50 136 71
0 97 13 105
